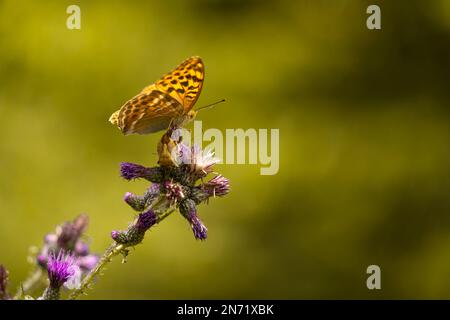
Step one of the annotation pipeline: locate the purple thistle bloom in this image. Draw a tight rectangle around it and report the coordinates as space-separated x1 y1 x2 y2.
47 251 76 288
110 209 157 245
172 144 218 179
123 191 134 202
37 215 98 274
111 230 128 243
189 146 218 178
135 209 157 233
124 192 146 212
120 162 162 182
120 162 148 180
191 215 208 240
57 214 89 250
111 230 121 240
203 175 230 197
180 199 208 240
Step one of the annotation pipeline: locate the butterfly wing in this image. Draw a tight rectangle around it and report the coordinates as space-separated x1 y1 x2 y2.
141 56 204 112
109 110 120 126
109 56 204 135
115 90 184 135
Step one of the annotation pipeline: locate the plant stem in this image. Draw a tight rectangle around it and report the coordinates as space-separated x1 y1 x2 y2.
68 209 175 300
68 243 123 300
13 267 43 299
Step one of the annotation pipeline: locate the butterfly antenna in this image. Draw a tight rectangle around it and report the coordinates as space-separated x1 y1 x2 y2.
196 99 226 112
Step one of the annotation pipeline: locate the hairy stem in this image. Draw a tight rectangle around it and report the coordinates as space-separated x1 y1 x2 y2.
68 243 123 300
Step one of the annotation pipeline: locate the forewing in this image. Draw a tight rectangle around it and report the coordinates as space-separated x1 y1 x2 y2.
117 90 184 135
141 56 204 112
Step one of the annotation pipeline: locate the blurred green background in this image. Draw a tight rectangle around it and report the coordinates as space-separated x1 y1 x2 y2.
1 0 450 299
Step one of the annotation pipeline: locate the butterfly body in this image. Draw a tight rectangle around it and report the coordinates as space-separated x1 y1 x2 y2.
109 56 204 135
157 126 181 167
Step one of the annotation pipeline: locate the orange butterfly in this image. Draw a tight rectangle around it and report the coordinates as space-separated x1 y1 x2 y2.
109 56 204 135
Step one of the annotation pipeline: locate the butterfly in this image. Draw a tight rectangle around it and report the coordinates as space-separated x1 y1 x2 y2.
109 56 204 135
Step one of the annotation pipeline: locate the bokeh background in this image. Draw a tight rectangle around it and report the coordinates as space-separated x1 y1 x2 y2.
1 0 450 299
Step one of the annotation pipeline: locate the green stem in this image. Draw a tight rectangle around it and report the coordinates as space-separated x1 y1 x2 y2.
68 209 175 300
13 267 43 300
68 243 123 300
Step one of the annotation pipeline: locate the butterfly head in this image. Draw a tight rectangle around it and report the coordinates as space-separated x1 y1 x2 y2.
186 109 198 123
171 110 197 129
172 100 225 129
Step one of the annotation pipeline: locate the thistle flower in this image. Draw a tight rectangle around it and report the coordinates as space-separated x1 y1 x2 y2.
47 252 76 289
202 175 230 197
135 209 158 232
41 251 79 300
123 183 162 213
120 162 163 182
124 192 146 212
191 216 208 240
189 146 219 178
37 215 99 273
173 144 219 179
111 209 157 246
0 265 10 300
57 214 89 250
179 199 208 240
189 175 231 204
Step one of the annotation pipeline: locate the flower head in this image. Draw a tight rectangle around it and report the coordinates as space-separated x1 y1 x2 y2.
190 146 219 177
111 230 126 243
203 175 230 197
37 215 99 273
135 209 157 233
111 209 157 246
120 162 163 182
173 144 219 179
180 199 208 240
191 216 208 240
124 192 146 212
57 214 88 250
47 251 76 288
